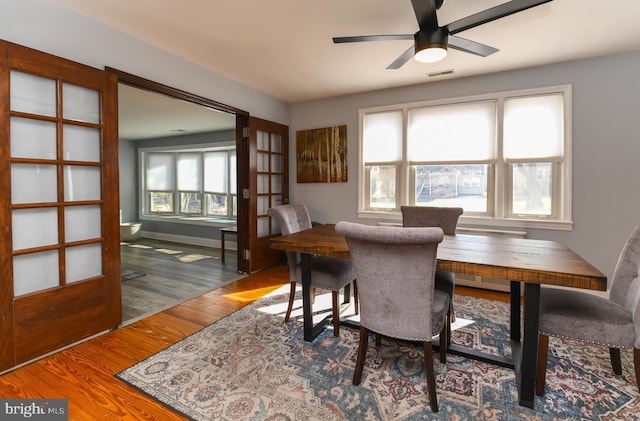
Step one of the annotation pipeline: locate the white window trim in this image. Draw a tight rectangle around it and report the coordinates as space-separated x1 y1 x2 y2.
357 85 573 231
138 142 236 227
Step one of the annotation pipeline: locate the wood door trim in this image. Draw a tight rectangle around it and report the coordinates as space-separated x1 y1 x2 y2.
0 40 15 368
105 67 249 117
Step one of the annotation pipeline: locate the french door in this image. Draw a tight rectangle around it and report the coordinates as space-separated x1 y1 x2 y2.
239 117 289 273
0 41 120 371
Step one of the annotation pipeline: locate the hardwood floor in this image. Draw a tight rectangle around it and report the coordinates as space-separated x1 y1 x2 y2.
0 264 290 420
121 238 242 323
0 247 509 420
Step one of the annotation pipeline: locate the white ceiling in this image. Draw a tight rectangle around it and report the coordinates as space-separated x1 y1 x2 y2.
54 0 640 139
118 84 235 140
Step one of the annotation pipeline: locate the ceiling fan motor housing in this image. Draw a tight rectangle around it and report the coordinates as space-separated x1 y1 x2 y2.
414 27 448 53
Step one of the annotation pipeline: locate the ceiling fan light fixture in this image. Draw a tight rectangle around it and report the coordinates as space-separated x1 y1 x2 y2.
415 46 447 63
414 29 448 63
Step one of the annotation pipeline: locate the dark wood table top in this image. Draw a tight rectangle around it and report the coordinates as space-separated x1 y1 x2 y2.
270 223 607 291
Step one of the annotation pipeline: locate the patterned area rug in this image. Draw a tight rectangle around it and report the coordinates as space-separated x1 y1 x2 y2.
116 287 640 420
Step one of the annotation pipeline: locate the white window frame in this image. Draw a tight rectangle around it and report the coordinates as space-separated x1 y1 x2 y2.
139 142 236 226
357 85 573 231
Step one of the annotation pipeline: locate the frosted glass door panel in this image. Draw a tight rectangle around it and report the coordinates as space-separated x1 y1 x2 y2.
271 154 282 172
66 244 102 283
65 205 101 242
62 83 100 124
13 251 60 296
64 166 101 201
257 152 268 172
257 131 268 150
271 175 282 194
11 164 58 204
272 195 282 208
257 218 269 237
257 196 269 214
271 134 282 153
10 71 56 117
63 125 100 162
257 174 269 194
12 208 58 250
10 117 57 159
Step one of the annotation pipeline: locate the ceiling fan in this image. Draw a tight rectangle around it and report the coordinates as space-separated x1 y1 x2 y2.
332 0 553 69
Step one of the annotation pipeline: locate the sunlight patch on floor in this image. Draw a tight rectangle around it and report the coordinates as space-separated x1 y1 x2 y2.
223 284 285 304
178 253 214 262
155 248 184 255
123 243 153 249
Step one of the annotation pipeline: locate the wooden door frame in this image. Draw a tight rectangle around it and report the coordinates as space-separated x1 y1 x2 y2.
105 68 251 272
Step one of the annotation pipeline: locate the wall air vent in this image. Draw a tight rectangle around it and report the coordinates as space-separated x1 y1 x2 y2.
427 69 455 77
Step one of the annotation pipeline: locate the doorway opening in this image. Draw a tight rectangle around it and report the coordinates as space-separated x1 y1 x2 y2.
110 69 249 323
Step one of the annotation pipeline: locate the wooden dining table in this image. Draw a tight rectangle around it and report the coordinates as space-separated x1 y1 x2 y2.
269 223 607 409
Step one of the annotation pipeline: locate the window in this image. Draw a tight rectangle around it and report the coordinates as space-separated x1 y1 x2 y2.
142 145 236 220
359 86 571 229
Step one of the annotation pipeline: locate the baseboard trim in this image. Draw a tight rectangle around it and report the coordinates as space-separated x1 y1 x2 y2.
139 231 237 251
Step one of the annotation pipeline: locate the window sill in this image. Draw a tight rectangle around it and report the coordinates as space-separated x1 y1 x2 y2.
356 210 573 231
140 215 237 227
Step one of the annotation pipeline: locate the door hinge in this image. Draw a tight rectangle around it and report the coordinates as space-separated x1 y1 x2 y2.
243 249 250 260
242 189 250 199
242 127 249 137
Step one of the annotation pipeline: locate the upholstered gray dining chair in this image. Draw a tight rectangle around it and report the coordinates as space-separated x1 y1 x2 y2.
401 205 463 345
268 204 357 336
335 221 449 413
536 224 640 396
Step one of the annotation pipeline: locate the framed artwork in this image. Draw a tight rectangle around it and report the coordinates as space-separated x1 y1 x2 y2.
296 125 347 183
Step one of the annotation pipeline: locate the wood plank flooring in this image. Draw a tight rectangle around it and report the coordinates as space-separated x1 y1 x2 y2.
121 238 242 323
0 242 509 420
0 264 290 420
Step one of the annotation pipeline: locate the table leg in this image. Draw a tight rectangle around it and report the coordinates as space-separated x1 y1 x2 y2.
220 231 226 263
518 282 541 408
510 281 521 341
301 253 331 341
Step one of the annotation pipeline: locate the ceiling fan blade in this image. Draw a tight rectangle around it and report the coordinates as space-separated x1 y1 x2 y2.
411 0 439 31
387 46 415 70
333 34 414 43
446 0 553 35
448 35 499 57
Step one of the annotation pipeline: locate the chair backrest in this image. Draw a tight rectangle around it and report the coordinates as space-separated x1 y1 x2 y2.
267 204 313 282
335 221 444 341
608 225 640 345
401 205 463 235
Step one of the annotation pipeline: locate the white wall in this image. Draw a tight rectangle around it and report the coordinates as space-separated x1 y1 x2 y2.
290 53 640 282
0 0 289 125
2 0 638 286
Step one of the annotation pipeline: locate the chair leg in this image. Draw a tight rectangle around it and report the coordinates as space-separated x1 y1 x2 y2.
353 326 370 385
439 325 447 364
536 334 549 396
634 348 640 394
610 348 622 375
284 282 297 322
446 310 452 347
375 333 382 346
450 301 456 323
353 280 359 315
423 342 439 413
332 291 340 337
